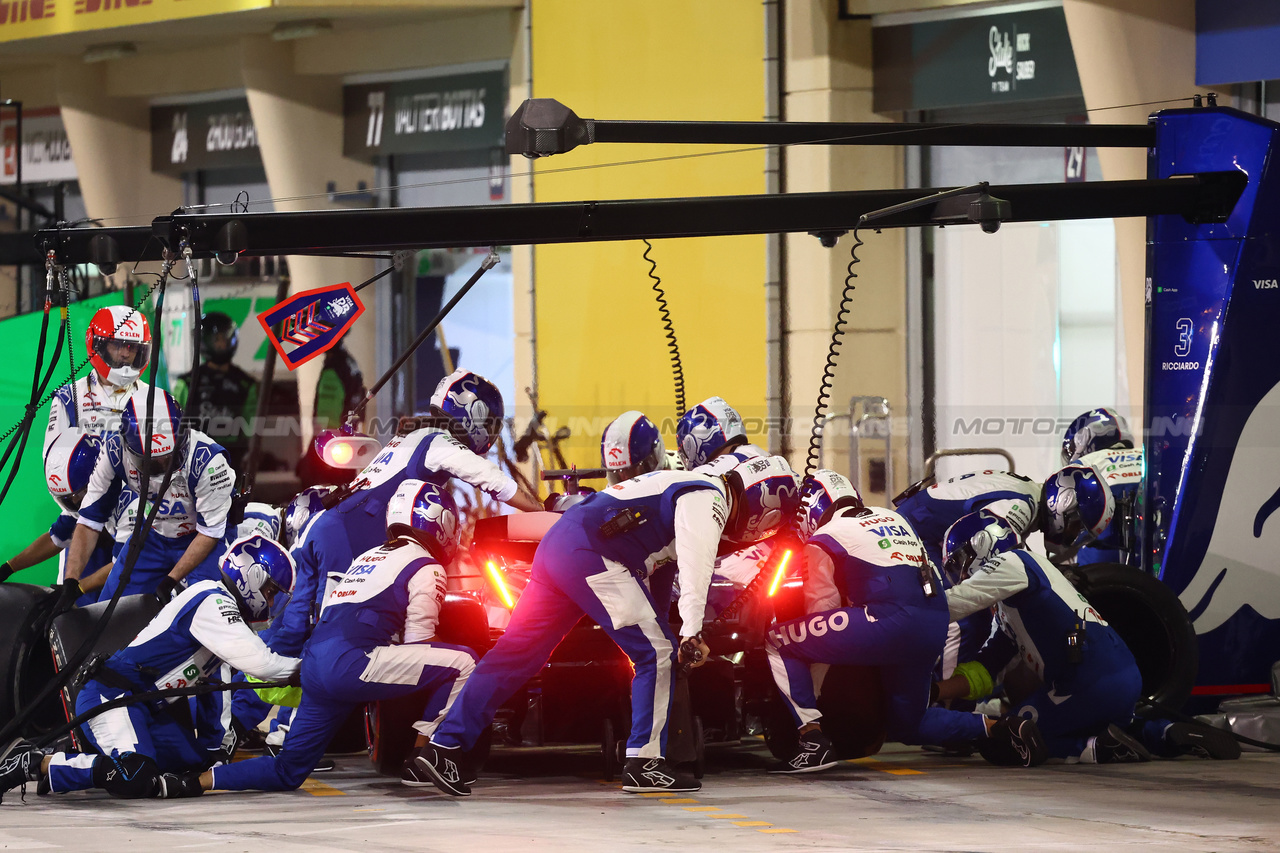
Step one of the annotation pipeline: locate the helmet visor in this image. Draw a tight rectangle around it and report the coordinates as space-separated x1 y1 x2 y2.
127 447 177 479
94 336 151 371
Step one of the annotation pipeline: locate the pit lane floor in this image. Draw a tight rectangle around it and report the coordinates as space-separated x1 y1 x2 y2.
1 742 1276 852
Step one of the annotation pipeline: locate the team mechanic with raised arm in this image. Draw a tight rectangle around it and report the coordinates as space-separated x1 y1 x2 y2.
267 370 541 661
62 389 236 600
765 471 1047 773
414 456 801 796
0 537 299 803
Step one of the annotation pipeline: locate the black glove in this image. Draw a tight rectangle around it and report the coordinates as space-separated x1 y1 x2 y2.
929 680 940 705
286 669 303 688
157 771 204 799
155 576 182 603
0 561 13 581
52 578 83 613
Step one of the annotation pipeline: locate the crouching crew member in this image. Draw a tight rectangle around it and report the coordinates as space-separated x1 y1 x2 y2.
415 457 800 796
939 507 1239 762
766 471 1046 773
62 389 236 600
0 537 299 802
1061 408 1143 565
193 481 476 794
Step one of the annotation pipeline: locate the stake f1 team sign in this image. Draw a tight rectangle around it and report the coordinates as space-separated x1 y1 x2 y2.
258 283 365 370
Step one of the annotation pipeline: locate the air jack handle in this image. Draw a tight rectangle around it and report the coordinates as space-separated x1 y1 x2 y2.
348 247 500 426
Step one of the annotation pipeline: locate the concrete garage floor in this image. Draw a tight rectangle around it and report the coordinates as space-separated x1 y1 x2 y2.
0 743 1277 852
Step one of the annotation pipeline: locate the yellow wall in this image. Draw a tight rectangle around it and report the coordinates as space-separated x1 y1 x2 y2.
531 0 768 467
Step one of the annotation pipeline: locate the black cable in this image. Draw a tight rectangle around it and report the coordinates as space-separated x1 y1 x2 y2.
641 239 685 416
804 230 863 480
61 268 77 418
0 276 165 450
182 247 203 424
0 261 178 745
31 679 291 751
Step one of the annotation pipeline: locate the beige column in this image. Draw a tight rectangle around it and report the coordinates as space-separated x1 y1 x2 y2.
1062 0 1217 426
240 36 376 443
56 59 182 230
786 3 906 500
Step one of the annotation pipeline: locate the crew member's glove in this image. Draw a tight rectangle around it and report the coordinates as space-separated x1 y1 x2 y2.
953 661 994 702
678 634 710 670
155 576 182 604
52 578 83 613
157 771 204 799
0 561 14 582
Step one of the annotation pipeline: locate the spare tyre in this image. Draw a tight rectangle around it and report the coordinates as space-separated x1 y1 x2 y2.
0 584 56 736
1070 562 1198 711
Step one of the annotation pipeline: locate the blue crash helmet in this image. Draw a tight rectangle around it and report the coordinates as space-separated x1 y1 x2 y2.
797 469 865 541
429 369 506 455
1061 407 1133 465
942 510 1020 581
676 396 747 469
386 479 462 566
1042 463 1115 558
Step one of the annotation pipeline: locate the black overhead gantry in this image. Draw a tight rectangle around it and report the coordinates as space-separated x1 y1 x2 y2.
32 97 1245 267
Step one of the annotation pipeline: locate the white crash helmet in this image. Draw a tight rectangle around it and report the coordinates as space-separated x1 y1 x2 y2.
601 411 667 485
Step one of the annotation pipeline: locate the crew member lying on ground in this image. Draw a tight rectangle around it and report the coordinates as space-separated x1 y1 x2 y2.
0 536 299 802
765 471 1047 774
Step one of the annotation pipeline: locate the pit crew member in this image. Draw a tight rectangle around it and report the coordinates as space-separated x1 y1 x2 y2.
414 456 801 796
62 389 235 600
1061 408 1142 565
186 482 477 794
766 471 1046 773
0 536 299 802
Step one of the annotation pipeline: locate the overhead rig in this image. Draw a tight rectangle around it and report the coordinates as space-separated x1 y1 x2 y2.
23 98 1248 270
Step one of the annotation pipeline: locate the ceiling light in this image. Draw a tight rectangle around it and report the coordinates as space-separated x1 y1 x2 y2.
83 42 137 64
271 20 332 41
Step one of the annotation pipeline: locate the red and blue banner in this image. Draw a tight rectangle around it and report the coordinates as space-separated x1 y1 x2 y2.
257 282 364 370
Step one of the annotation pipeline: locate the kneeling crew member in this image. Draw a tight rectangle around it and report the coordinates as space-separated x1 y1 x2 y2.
0 536 299 802
195 481 476 794
766 471 1046 773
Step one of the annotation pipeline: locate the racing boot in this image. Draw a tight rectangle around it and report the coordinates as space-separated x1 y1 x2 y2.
0 748 43 803
157 771 204 798
978 716 1048 767
768 729 839 774
402 746 477 788
1080 724 1152 764
412 742 474 797
621 757 700 793
1163 722 1241 760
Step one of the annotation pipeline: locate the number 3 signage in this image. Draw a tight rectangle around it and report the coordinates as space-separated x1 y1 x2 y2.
1174 317 1193 357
